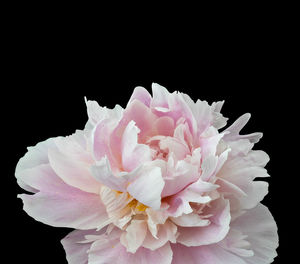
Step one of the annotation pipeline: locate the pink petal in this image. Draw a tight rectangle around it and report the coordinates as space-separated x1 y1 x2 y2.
199 131 225 157
127 86 152 107
18 178 109 229
159 137 190 160
218 229 254 257
93 118 121 170
17 164 76 194
171 243 247 264
177 197 230 246
90 156 128 192
16 138 54 193
161 160 199 198
88 229 173 264
61 229 104 264
146 207 169 238
122 99 158 142
121 121 152 172
231 203 278 264
211 100 228 129
153 116 175 136
223 113 262 143
85 98 107 127
127 165 164 210
170 213 210 227
120 220 147 253
151 83 170 110
48 146 101 194
143 220 177 250
167 180 216 217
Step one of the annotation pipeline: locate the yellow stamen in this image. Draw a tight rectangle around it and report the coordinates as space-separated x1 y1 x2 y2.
136 202 148 212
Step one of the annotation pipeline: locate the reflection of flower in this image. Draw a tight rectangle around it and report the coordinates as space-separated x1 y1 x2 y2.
16 83 278 263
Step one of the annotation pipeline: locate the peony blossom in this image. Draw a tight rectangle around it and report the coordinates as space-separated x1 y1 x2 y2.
16 83 278 264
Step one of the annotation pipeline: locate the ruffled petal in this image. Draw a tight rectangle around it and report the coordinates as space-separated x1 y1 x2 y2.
231 203 278 264
121 120 152 172
177 197 230 246
127 86 152 107
88 229 173 264
223 113 262 143
127 165 164 210
15 138 55 193
48 145 101 194
18 177 109 230
171 243 247 264
61 229 103 264
90 156 128 192
120 220 147 253
143 220 177 250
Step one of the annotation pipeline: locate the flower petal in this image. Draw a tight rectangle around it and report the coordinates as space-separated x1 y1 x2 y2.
223 113 262 143
143 220 177 250
170 213 210 227
171 243 247 264
120 219 147 253
88 229 173 264
127 165 164 210
177 197 231 246
18 182 109 230
121 120 152 172
231 203 278 264
90 156 128 192
127 86 152 107
61 229 103 264
48 145 101 194
15 138 54 193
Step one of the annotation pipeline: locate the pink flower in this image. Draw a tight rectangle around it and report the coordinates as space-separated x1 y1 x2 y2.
16 83 278 264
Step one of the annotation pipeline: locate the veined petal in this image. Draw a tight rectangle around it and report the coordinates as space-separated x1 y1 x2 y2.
127 86 151 107
48 146 101 194
177 197 231 246
143 220 177 250
61 229 104 264
121 120 152 172
16 138 55 193
171 243 247 264
170 213 210 227
127 165 164 210
90 156 128 192
88 229 173 264
120 220 147 253
231 203 278 264
223 113 262 143
18 186 109 230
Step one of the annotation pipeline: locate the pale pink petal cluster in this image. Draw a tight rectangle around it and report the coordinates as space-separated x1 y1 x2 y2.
16 84 278 264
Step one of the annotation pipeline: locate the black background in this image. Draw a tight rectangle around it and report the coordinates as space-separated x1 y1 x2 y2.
4 16 294 264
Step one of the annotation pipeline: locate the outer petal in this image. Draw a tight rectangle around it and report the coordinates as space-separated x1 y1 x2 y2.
127 165 164 210
88 229 173 264
177 197 231 246
223 113 262 143
48 145 101 194
18 168 109 230
171 243 247 264
231 203 278 264
217 142 270 210
15 138 54 193
61 229 104 264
